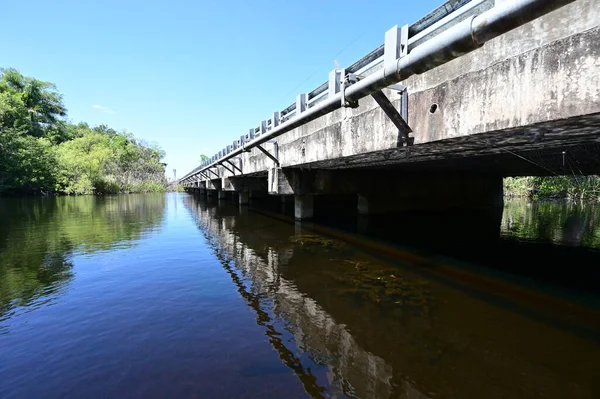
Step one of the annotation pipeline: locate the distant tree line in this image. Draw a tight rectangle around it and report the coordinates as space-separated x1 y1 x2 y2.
0 68 167 195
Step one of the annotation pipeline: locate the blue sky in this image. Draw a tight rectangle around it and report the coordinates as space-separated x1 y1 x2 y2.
1 0 441 179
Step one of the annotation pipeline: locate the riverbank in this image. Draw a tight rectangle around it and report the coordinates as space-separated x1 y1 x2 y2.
0 68 167 196
504 176 600 200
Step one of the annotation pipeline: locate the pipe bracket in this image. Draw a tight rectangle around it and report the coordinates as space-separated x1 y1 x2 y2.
341 73 360 108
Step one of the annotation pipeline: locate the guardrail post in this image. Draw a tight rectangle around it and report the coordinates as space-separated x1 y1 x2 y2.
271 112 280 128
400 24 408 57
384 24 409 75
260 120 267 136
296 93 306 115
384 25 400 73
328 68 343 97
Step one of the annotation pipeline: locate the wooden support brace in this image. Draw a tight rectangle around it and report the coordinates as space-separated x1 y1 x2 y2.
371 90 413 146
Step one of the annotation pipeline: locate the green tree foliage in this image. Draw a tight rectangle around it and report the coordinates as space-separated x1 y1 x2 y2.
55 123 166 194
0 68 167 195
504 176 600 200
0 67 67 142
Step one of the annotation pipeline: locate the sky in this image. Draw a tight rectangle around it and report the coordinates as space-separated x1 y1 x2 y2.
1 0 442 179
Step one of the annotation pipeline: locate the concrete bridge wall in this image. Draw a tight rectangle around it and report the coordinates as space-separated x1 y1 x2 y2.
208 0 599 175
185 0 600 219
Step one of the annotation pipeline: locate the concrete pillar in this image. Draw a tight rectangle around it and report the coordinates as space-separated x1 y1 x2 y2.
357 194 370 215
294 195 314 220
218 191 227 200
239 191 249 206
207 190 215 197
357 214 370 234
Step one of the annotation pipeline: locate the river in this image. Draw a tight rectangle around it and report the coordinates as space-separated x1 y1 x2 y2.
0 193 598 398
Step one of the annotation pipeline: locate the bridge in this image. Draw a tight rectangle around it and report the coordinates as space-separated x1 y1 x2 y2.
181 0 600 220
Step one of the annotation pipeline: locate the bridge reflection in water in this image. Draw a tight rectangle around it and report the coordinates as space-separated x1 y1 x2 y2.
183 195 599 399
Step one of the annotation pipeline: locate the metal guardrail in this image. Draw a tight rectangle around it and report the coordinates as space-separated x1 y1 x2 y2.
181 0 495 182
181 0 571 183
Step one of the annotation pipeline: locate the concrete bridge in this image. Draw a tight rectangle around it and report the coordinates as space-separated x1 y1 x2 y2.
182 0 600 219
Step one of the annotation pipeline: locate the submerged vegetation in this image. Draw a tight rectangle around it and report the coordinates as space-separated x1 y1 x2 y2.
0 68 166 195
289 234 433 310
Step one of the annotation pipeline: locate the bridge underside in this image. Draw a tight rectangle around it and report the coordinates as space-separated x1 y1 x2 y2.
275 113 600 176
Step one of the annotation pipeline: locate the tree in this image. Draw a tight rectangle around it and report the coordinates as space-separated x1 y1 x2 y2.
0 68 67 193
199 154 209 163
0 67 167 195
0 68 67 142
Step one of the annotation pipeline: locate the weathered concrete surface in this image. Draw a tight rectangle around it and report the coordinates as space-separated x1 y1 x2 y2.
409 24 600 144
294 195 314 220
186 0 600 210
205 178 221 191
221 176 266 192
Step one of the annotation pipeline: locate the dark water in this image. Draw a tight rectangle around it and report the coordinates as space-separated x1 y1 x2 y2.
1 193 599 398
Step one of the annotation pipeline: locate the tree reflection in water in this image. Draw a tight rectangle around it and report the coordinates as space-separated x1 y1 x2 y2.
0 194 165 327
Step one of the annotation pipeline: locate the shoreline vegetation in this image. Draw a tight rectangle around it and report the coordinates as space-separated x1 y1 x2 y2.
504 176 600 200
0 68 166 196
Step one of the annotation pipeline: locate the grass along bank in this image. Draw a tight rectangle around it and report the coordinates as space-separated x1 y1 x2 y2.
504 176 600 200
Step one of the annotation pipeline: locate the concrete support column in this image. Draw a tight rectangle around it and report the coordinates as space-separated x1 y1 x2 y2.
294 195 314 220
207 190 216 197
357 214 370 234
357 194 370 215
218 191 227 200
239 191 249 206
